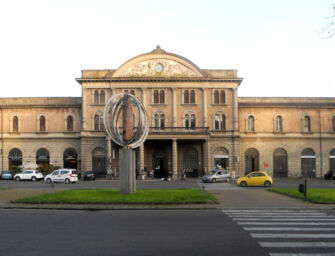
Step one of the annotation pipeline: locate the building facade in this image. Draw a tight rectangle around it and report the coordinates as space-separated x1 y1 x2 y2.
1 46 335 179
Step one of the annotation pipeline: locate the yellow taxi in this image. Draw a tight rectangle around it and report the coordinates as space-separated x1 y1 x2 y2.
236 171 273 187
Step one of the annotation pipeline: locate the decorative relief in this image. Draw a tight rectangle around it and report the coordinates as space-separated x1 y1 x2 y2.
117 59 200 78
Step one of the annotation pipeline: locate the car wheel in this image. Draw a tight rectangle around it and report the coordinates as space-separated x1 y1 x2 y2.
212 178 216 183
15 176 21 181
46 178 52 184
31 176 37 182
226 177 230 183
264 181 271 187
240 181 247 187
65 178 70 184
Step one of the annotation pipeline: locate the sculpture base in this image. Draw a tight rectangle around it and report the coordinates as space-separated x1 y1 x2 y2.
119 148 136 194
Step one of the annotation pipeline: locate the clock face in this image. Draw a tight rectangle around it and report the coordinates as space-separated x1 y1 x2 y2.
155 63 164 73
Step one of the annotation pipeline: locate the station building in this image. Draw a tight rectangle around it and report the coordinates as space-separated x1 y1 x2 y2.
1 46 335 179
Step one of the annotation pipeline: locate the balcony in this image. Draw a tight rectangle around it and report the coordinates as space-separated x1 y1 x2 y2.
149 127 209 135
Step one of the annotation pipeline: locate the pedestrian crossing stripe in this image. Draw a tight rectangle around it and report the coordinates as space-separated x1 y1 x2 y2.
222 209 335 255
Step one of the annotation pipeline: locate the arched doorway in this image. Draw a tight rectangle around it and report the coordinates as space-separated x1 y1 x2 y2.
8 148 22 169
63 148 78 169
92 147 106 177
213 147 229 170
301 148 316 177
183 147 198 177
152 149 168 178
273 148 288 178
245 148 259 174
36 148 50 166
329 148 335 170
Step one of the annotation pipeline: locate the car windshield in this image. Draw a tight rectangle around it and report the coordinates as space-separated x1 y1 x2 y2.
208 170 217 175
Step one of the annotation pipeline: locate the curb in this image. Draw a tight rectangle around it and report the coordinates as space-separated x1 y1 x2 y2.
0 203 219 211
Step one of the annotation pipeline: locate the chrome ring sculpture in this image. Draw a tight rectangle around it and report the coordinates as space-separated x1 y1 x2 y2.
103 92 149 149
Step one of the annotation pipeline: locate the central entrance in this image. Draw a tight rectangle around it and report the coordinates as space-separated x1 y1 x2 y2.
153 150 168 178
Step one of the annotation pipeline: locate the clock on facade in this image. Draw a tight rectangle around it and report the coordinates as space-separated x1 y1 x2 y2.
155 63 164 72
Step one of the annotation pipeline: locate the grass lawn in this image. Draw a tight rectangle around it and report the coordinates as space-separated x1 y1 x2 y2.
269 188 335 204
13 188 218 205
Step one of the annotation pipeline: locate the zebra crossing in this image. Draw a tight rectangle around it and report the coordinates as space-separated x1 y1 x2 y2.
222 209 335 256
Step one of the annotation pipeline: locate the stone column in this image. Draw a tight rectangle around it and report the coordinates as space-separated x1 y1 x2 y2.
141 88 146 106
172 88 177 128
139 143 144 172
82 88 86 130
206 138 211 170
202 88 208 127
172 139 178 179
106 137 112 169
232 88 238 131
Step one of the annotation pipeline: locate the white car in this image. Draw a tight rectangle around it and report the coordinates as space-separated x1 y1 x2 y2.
44 169 78 184
14 170 44 181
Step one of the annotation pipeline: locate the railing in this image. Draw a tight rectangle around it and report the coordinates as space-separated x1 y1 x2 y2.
149 127 209 134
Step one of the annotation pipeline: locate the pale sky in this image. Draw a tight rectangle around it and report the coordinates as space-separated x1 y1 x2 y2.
0 0 334 98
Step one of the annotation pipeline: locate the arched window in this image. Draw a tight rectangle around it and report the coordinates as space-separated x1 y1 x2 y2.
301 148 316 177
100 115 104 131
159 90 165 104
214 114 226 131
63 148 78 169
154 113 159 130
190 114 196 129
36 148 50 166
190 90 195 104
185 114 190 129
303 116 311 132
100 91 105 104
67 115 73 132
247 116 255 132
154 90 159 104
94 90 99 104
184 90 189 104
214 91 219 104
40 116 46 132
220 90 225 104
13 116 18 133
221 114 226 131
94 114 100 131
160 114 165 129
8 148 22 169
332 116 335 132
275 116 283 132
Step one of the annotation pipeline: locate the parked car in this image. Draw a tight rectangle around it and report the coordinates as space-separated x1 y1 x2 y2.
324 170 335 180
14 170 43 181
237 171 273 187
1 170 13 180
202 169 231 183
44 169 78 184
83 171 96 181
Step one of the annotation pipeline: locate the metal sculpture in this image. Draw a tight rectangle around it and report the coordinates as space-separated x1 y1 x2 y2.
103 92 149 193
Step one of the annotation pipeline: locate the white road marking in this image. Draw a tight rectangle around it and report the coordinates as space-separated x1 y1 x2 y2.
234 218 335 221
238 222 335 226
259 242 335 248
251 233 335 238
269 253 335 256
244 227 335 231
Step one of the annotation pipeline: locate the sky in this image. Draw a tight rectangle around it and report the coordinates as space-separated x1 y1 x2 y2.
0 0 334 98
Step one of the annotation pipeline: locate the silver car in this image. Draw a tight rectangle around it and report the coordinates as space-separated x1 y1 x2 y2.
202 169 231 183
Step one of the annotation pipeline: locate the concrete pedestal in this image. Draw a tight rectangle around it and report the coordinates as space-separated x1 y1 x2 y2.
119 148 136 194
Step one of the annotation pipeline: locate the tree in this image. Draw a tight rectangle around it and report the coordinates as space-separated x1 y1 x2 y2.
319 4 335 38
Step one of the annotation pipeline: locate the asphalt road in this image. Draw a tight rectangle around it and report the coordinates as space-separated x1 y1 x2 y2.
0 177 334 189
0 209 268 256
